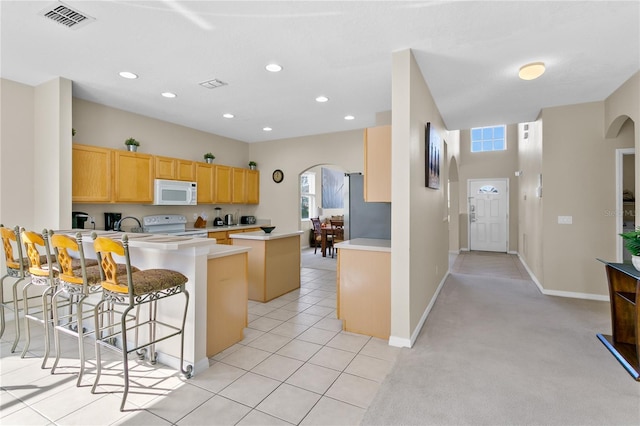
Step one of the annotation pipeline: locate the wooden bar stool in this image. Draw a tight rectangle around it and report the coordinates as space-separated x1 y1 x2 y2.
0 225 30 353
49 231 131 386
90 233 192 411
19 229 60 368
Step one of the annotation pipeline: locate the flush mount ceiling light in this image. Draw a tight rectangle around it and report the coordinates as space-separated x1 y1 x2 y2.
119 71 138 79
265 63 282 72
519 62 546 80
344 115 355 120
161 92 177 98
315 96 329 103
222 113 234 119
263 127 273 132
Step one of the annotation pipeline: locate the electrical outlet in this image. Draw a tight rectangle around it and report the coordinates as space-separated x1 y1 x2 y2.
558 216 573 225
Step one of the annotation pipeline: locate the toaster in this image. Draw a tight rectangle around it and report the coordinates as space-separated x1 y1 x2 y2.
240 215 256 224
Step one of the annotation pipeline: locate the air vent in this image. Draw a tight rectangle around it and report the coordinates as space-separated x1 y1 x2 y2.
199 79 228 89
39 2 94 29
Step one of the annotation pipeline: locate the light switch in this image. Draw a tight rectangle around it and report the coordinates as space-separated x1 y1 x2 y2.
558 216 573 225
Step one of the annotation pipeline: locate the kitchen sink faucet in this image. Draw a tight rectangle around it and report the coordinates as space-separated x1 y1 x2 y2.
113 216 142 232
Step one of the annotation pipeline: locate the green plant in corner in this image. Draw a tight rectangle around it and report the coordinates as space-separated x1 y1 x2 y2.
124 137 140 147
248 161 257 167
72 128 76 137
204 152 215 160
619 228 640 256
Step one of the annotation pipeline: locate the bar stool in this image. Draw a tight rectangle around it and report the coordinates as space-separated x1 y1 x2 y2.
19 228 60 368
90 233 192 411
0 225 30 353
49 231 132 386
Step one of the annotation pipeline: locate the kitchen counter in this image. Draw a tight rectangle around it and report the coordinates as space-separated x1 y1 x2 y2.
334 238 391 252
231 230 303 302
229 230 303 241
54 229 244 375
189 224 267 232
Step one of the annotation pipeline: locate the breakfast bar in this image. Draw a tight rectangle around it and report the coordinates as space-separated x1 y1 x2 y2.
230 230 303 302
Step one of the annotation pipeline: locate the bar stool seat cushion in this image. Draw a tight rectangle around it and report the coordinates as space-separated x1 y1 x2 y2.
103 269 188 295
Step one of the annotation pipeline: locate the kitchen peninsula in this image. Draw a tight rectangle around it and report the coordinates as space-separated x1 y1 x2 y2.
230 230 303 302
68 230 249 375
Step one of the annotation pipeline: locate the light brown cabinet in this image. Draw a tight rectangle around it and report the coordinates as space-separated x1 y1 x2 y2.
113 151 154 203
215 165 232 204
364 125 391 202
208 227 260 245
195 162 215 204
155 156 195 181
207 253 248 356
72 144 112 203
232 167 247 204
247 170 260 204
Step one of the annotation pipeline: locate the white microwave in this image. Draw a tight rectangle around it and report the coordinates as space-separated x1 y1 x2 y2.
153 179 197 205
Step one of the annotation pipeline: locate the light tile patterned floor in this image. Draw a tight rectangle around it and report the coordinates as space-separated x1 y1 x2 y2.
0 248 402 425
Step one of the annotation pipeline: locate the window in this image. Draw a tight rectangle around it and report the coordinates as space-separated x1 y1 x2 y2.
300 172 316 220
471 125 506 152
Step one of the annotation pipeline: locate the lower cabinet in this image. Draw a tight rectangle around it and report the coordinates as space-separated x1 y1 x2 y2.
208 228 260 245
206 253 248 357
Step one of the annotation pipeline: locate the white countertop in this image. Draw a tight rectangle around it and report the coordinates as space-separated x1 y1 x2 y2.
334 238 391 252
55 229 217 251
208 244 251 259
229 230 303 241
196 224 264 232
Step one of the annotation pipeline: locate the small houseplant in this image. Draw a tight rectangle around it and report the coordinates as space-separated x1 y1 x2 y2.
249 161 257 170
620 227 640 270
125 137 140 152
204 152 215 163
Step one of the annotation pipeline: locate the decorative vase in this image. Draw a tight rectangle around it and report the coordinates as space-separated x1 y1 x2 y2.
250 165 256 170
632 255 640 271
127 145 138 152
205 158 214 164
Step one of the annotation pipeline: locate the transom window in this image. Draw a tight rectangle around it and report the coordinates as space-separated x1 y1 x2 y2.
471 125 506 152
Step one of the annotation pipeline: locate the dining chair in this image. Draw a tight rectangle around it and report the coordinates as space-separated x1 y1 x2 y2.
330 219 344 258
91 233 192 411
0 225 29 353
311 217 332 255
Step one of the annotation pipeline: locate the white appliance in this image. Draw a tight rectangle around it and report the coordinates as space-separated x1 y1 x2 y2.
153 179 197 205
142 214 208 238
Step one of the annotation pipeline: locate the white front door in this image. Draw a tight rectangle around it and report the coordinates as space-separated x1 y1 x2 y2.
468 179 508 252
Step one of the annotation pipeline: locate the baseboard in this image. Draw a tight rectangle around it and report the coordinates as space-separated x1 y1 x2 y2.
516 253 610 302
460 247 469 252
449 249 460 255
156 351 209 376
388 271 450 349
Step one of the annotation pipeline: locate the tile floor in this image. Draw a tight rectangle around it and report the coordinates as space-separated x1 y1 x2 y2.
0 248 402 425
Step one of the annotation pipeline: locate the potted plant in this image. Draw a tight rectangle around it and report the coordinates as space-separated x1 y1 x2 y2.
204 152 215 164
620 227 640 270
249 161 257 170
124 137 140 152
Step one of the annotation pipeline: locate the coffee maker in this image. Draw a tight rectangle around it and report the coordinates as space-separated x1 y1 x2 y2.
72 211 92 229
104 212 122 231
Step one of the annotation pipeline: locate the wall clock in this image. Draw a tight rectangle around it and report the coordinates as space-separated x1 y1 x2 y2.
272 169 284 183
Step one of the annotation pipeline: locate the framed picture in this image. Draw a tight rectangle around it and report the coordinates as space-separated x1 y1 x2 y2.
425 122 440 189
321 167 344 208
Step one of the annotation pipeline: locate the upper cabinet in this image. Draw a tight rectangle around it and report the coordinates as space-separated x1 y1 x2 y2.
72 144 258 205
72 144 112 203
155 156 195 181
113 151 154 203
195 162 215 204
364 125 391 202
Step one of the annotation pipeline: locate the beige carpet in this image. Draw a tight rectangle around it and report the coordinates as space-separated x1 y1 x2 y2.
362 252 640 425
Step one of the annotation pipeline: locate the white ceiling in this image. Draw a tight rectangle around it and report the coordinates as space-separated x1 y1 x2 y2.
2 1 638 143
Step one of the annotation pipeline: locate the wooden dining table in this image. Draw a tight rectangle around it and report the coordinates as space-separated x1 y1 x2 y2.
320 222 344 257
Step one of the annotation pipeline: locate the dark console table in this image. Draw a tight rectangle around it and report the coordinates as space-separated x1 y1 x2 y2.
597 261 640 381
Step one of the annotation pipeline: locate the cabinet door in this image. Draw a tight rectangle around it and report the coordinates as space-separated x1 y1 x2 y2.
154 156 176 180
72 144 112 203
208 231 228 244
113 151 154 203
176 159 195 181
364 125 391 202
246 170 260 204
232 168 247 204
196 162 215 203
215 165 232 204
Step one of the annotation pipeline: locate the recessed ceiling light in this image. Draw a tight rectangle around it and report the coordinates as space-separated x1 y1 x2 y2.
315 96 329 103
265 63 282 72
161 92 177 98
344 115 355 120
263 127 272 132
119 71 138 79
223 113 234 119
518 62 545 80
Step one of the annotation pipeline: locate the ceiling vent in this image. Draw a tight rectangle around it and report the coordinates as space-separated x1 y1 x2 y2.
39 2 94 29
199 79 228 89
